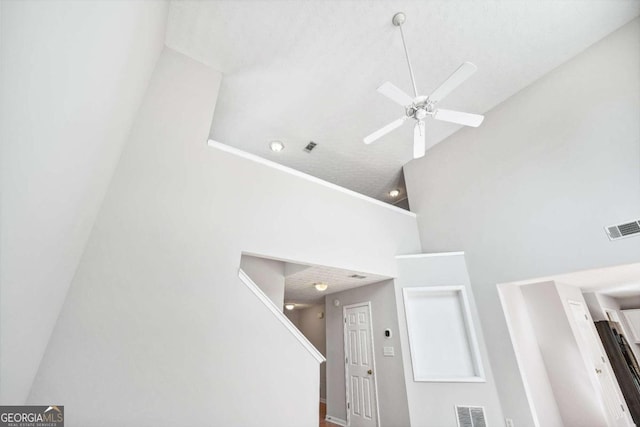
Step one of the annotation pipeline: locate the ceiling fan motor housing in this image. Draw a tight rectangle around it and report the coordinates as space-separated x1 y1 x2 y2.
406 98 434 120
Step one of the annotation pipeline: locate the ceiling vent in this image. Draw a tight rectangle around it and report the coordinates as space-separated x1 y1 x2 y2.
349 274 366 279
304 141 317 152
605 219 640 241
455 406 486 427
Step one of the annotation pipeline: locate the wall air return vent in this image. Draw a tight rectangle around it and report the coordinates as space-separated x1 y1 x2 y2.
605 219 640 241
455 406 486 427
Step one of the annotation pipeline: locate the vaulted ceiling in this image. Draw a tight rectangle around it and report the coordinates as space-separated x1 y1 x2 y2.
166 1 639 205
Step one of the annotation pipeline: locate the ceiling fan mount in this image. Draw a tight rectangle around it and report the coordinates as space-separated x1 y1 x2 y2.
364 12 485 159
406 98 435 119
392 12 406 26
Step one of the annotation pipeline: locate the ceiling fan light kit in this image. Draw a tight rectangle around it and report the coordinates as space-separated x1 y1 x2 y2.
364 12 485 159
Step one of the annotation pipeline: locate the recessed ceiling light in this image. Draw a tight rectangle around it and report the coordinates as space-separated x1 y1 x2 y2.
285 303 295 310
389 189 400 198
269 140 284 152
314 282 328 292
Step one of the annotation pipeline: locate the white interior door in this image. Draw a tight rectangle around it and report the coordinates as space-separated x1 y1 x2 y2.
344 303 379 427
568 300 633 427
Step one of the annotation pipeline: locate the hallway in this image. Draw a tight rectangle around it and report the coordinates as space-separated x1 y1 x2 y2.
319 402 340 427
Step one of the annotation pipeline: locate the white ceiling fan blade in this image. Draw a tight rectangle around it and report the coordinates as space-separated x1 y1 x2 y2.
434 108 484 127
413 120 426 159
428 62 477 104
363 116 408 144
377 82 414 106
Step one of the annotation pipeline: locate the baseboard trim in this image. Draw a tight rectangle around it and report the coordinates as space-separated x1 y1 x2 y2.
325 415 347 426
320 398 327 404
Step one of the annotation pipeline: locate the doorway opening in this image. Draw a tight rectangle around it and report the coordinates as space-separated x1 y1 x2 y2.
342 302 380 427
239 253 404 427
498 262 640 427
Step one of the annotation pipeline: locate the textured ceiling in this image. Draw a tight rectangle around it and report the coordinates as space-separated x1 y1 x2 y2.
166 1 639 205
283 263 389 306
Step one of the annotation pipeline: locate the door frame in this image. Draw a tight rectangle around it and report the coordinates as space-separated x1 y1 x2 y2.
343 301 381 427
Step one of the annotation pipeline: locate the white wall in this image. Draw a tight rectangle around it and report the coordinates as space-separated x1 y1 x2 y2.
498 283 563 427
404 18 640 426
325 280 411 427
285 307 302 328
296 304 327 400
240 255 285 309
0 0 168 404
618 296 640 310
27 46 421 425
395 254 504 426
584 292 612 322
521 282 609 426
284 262 311 277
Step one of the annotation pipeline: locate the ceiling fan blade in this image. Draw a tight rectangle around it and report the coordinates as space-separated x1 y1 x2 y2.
413 120 426 159
434 108 484 127
377 82 414 106
363 116 408 144
428 62 477 104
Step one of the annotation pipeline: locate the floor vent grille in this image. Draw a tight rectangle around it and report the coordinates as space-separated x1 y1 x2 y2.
605 219 640 240
455 405 486 427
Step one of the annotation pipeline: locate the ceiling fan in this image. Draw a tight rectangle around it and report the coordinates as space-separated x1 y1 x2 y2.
364 12 484 159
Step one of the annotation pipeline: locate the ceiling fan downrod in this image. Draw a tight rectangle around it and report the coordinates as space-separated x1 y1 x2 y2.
392 12 419 98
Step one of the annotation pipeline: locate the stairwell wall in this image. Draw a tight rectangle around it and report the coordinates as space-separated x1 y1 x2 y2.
28 47 421 426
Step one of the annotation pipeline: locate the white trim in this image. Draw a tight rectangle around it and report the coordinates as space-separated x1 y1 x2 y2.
603 308 620 323
402 286 486 382
396 251 464 259
237 269 325 363
343 301 381 427
325 415 347 426
623 309 640 343
496 285 542 427
342 306 350 427
208 140 416 218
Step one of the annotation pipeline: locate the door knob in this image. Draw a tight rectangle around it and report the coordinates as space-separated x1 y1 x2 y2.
367 369 373 375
